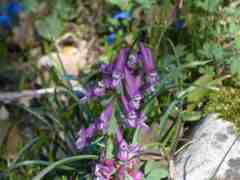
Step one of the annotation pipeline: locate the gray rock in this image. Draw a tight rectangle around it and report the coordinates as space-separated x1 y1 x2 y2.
175 114 240 180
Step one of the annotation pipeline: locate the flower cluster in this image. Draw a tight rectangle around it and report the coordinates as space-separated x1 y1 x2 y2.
0 1 22 30
75 42 159 179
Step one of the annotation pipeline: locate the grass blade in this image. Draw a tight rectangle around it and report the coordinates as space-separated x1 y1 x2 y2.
32 155 97 180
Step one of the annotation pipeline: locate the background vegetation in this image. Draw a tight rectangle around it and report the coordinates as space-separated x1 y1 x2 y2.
0 0 240 179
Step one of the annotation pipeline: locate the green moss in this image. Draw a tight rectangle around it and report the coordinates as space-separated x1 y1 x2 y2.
204 87 240 131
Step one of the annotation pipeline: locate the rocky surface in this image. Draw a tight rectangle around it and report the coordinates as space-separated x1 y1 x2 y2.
175 114 240 180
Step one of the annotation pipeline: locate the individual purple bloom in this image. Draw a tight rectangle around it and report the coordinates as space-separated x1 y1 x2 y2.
115 128 143 179
117 139 129 162
101 63 113 76
127 54 138 69
92 81 106 97
127 53 142 70
140 43 156 73
100 102 113 122
124 68 143 110
140 43 159 93
138 112 150 132
97 102 113 133
95 160 115 180
75 128 86 150
102 78 113 89
112 48 128 87
75 123 97 150
106 32 116 45
146 71 158 85
85 123 97 138
0 15 12 29
113 11 130 20
116 165 126 180
176 19 184 30
120 95 137 128
116 127 142 162
6 1 22 17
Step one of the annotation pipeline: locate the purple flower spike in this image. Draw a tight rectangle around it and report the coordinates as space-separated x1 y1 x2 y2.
140 43 156 73
112 48 128 87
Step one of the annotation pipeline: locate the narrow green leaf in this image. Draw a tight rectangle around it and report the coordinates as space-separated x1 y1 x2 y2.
32 155 97 180
182 60 212 68
9 160 75 172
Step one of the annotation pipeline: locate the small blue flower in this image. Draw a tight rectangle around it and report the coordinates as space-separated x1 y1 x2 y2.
176 19 184 30
113 11 130 20
106 32 116 45
75 90 85 99
6 2 22 17
0 15 12 29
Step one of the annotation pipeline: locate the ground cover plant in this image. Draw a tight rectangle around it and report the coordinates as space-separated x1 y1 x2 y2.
1 0 240 179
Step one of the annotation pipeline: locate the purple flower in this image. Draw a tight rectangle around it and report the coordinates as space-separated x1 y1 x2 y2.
115 128 143 179
97 102 113 133
116 165 126 180
140 43 159 94
113 11 130 20
75 123 97 150
101 63 113 76
124 68 143 110
120 95 137 128
91 81 107 97
75 128 86 150
127 53 142 70
95 160 115 180
112 48 128 87
116 128 142 161
140 43 156 74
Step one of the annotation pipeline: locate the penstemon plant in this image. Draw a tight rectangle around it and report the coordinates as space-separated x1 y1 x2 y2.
74 42 159 179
